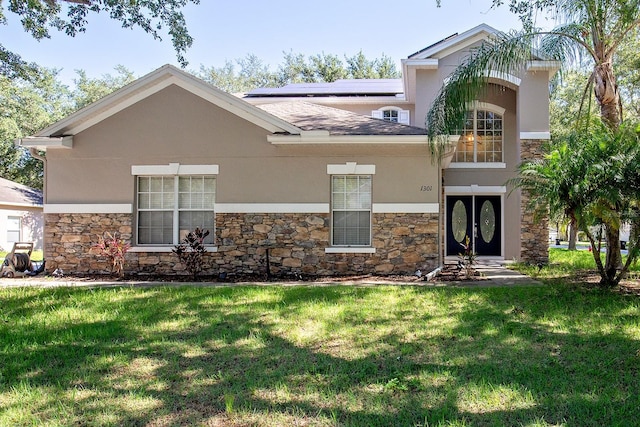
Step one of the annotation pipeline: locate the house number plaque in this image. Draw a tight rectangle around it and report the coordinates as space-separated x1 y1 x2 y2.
420 185 433 192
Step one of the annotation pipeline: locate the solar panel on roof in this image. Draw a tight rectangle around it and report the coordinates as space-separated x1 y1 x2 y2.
246 78 404 97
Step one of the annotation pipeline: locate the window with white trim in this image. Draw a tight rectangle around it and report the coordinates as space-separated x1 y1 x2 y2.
7 216 21 243
454 108 503 163
137 176 215 245
372 107 410 125
331 175 371 246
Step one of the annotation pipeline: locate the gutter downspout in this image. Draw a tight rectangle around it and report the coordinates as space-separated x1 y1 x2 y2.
28 148 47 263
28 148 46 198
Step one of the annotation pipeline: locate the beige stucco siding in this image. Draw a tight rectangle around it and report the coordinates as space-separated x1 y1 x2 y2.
518 71 552 132
45 84 439 206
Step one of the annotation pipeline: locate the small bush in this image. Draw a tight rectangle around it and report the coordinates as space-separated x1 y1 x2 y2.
172 228 210 279
91 231 130 277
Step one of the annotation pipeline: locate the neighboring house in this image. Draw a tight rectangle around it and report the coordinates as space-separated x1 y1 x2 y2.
18 24 557 277
0 177 43 251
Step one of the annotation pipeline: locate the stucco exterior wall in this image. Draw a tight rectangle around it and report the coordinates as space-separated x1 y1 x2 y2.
45 85 438 206
441 85 521 259
518 71 553 133
0 206 43 251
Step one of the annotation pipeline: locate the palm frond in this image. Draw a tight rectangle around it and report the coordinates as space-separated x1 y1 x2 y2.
426 29 534 144
538 24 594 64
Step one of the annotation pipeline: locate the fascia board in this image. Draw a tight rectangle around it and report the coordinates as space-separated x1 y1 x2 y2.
411 24 498 59
16 136 73 150
35 65 301 137
526 60 562 76
401 58 439 69
268 135 429 145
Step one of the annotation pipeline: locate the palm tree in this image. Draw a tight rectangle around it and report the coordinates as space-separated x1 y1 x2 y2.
513 119 640 287
429 0 640 284
509 139 588 253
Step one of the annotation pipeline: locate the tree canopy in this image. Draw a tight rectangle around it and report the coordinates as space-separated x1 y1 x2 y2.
513 118 640 287
197 51 401 93
1 0 199 80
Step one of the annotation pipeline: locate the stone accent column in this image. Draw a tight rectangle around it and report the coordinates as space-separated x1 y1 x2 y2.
520 139 549 264
370 213 439 274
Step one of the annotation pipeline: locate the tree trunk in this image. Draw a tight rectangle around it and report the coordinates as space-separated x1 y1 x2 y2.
602 225 622 287
594 61 621 128
568 217 578 250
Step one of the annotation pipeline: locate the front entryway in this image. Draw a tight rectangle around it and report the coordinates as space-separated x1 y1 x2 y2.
446 195 501 256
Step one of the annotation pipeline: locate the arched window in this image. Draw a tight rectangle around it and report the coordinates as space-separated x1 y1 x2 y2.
454 104 503 163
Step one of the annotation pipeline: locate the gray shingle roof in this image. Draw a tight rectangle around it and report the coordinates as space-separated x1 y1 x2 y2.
0 177 43 207
257 102 426 136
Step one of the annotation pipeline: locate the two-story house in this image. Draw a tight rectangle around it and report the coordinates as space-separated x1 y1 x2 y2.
19 24 556 277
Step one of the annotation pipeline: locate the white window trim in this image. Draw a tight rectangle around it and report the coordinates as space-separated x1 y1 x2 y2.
44 204 133 214
454 102 505 164
372 106 410 125
444 185 507 195
447 162 506 169
7 216 21 243
134 167 217 248
325 247 376 254
468 101 505 116
327 163 376 175
329 171 375 251
520 132 550 140
372 203 439 213
131 163 219 176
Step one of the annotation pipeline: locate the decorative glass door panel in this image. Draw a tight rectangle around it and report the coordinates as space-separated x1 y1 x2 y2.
446 195 501 256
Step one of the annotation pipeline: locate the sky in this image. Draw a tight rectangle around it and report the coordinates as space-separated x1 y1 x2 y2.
1 0 552 86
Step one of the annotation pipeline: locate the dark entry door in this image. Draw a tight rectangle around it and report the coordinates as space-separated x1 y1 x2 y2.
446 195 501 256
446 196 472 256
474 196 501 256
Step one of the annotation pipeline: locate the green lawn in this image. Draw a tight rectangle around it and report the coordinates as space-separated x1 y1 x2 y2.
1 284 639 426
0 250 44 262
512 248 640 282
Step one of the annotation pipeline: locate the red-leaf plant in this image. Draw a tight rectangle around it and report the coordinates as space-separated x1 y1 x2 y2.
91 231 131 277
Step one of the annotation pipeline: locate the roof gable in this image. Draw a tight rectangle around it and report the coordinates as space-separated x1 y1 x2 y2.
408 24 499 60
34 65 302 138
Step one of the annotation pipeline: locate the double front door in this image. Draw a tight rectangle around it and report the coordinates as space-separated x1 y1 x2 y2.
446 195 501 256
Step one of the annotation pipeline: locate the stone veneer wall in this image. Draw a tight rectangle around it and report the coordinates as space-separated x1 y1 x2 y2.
45 212 439 277
520 139 549 264
45 213 133 274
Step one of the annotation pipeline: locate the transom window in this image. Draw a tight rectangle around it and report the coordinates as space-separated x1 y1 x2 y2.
137 176 215 245
331 175 372 246
454 108 503 163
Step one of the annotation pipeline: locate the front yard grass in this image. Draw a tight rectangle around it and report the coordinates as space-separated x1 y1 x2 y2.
512 247 640 284
1 283 639 426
